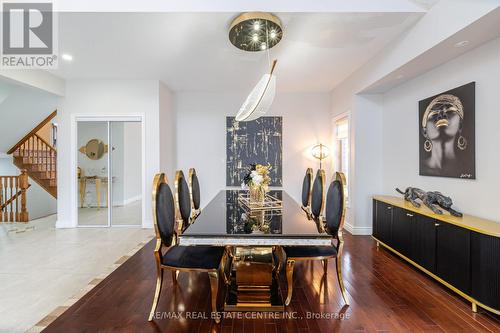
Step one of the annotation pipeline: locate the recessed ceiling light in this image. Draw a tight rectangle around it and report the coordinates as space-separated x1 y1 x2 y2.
260 43 267 50
61 53 73 61
454 40 469 48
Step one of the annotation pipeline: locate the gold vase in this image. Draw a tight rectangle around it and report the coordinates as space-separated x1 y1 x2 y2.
249 185 265 205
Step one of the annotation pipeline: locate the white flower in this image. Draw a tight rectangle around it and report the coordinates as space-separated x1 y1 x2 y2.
252 174 263 185
241 182 248 190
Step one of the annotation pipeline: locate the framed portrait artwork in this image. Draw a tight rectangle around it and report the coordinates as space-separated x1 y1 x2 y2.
419 82 475 179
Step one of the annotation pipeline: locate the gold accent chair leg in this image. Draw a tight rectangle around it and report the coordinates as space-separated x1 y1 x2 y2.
208 271 220 323
148 268 164 321
472 302 477 313
322 259 328 275
220 249 231 286
285 260 295 306
335 257 349 306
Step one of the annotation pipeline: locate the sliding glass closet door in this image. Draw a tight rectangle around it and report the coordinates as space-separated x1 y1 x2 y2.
77 121 110 226
110 121 142 226
77 120 142 227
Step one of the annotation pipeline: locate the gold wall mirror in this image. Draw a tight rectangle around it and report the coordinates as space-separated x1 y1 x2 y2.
79 139 108 160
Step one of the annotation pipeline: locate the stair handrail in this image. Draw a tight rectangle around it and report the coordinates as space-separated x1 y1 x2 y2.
0 169 30 222
7 110 57 155
33 133 57 153
1 184 31 211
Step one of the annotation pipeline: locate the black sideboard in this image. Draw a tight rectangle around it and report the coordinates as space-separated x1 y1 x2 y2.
372 196 500 315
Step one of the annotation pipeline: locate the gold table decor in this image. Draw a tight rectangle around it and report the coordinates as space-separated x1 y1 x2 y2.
238 192 283 211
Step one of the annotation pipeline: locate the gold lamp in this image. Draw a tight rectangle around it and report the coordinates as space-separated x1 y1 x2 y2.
311 144 329 170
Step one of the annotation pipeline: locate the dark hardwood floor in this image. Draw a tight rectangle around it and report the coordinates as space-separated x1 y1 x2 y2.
44 233 500 332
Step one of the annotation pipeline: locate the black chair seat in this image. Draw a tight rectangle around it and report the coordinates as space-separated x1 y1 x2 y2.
284 246 337 259
162 246 224 270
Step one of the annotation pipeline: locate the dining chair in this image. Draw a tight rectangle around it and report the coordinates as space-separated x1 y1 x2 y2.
283 172 349 306
310 169 326 232
188 168 201 220
174 170 193 232
149 173 230 323
301 168 314 219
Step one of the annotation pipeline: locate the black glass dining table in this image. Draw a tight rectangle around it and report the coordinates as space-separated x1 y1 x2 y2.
179 190 332 247
179 190 333 311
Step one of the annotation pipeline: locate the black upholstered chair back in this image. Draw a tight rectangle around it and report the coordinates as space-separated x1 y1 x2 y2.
311 169 326 219
301 168 313 208
189 168 201 211
175 170 192 228
152 173 176 247
325 172 347 237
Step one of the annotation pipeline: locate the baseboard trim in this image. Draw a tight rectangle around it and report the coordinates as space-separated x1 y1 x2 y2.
123 195 141 206
344 222 372 235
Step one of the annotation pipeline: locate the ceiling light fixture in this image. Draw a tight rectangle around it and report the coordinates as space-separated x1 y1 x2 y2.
229 12 283 52
454 40 469 48
235 60 277 122
231 12 282 122
61 53 73 61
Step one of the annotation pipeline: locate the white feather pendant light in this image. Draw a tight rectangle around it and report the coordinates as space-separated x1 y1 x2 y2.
235 59 277 122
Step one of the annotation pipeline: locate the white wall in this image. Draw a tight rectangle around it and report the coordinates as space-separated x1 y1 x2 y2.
175 92 332 205
57 80 160 228
0 155 57 220
381 37 500 222
0 84 60 153
159 82 176 182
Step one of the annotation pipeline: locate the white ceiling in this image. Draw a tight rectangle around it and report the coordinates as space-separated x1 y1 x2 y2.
52 11 425 92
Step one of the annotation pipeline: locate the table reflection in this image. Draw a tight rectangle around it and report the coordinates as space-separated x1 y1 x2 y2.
226 191 283 235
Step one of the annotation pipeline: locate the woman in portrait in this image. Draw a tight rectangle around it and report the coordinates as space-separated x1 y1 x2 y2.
421 94 468 177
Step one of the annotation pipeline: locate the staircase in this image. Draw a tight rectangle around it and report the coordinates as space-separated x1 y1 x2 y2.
7 110 57 199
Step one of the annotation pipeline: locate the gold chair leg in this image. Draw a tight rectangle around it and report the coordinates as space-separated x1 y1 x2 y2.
172 270 179 284
208 271 220 323
285 260 295 306
274 246 284 276
220 249 232 286
148 268 164 321
322 259 328 275
335 257 349 305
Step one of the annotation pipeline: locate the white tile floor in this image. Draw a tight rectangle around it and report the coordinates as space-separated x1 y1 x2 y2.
0 215 154 333
78 200 142 226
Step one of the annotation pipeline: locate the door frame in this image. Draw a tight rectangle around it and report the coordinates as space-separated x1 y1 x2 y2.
71 114 146 228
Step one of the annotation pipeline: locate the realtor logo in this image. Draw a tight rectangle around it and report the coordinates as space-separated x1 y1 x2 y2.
1 1 58 68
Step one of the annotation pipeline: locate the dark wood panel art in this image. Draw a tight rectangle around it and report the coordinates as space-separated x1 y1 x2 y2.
226 116 282 186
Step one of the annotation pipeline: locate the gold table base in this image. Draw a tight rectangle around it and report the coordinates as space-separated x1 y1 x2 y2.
224 247 285 312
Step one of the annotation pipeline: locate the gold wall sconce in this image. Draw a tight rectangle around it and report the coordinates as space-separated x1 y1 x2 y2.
311 143 329 170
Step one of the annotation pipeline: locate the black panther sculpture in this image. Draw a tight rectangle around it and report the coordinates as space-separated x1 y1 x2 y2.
395 187 463 217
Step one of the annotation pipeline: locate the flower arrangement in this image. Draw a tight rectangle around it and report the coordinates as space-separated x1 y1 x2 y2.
242 163 272 190
242 163 272 203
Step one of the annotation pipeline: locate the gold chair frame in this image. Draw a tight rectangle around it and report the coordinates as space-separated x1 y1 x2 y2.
300 168 314 220
312 169 327 233
149 173 230 323
285 171 349 306
174 170 193 233
188 168 201 220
